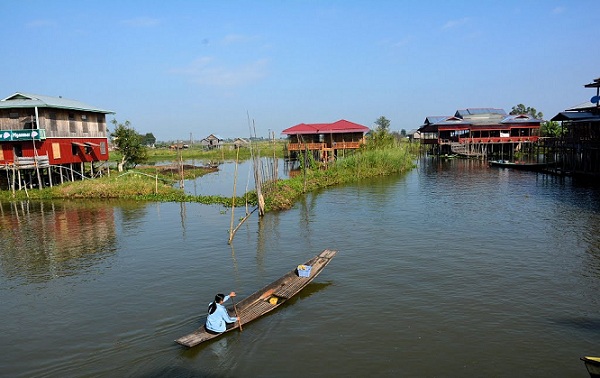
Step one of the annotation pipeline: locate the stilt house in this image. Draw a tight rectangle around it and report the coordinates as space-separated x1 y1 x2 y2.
0 92 114 189
418 108 542 156
282 119 370 161
550 77 600 177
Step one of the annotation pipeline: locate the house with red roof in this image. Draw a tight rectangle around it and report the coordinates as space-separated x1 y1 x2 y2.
281 119 370 161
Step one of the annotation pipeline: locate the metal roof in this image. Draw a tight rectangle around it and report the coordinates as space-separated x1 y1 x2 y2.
432 117 471 126
0 92 114 113
424 116 448 125
564 101 599 112
455 108 506 117
501 114 543 123
551 111 600 122
282 119 370 135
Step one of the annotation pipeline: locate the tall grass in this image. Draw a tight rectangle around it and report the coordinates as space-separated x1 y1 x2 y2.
1 140 419 214
264 144 416 211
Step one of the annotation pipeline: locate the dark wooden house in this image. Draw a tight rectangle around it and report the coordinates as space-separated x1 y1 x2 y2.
549 77 600 178
0 92 114 189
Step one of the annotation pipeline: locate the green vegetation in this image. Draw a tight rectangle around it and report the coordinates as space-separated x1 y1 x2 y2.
510 104 543 119
1 119 419 212
110 120 149 169
540 120 564 137
0 171 247 206
111 140 286 164
263 141 416 211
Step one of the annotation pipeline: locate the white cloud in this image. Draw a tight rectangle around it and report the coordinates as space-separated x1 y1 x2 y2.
221 34 257 45
442 17 469 30
121 17 161 27
552 6 566 14
171 57 268 87
25 19 57 28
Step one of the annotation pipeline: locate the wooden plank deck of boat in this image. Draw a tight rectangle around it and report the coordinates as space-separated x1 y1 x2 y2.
175 249 337 348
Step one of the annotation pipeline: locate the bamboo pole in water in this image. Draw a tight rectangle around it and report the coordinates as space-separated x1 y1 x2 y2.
228 146 240 244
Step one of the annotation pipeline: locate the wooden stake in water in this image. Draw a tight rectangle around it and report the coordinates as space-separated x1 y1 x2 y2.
228 146 240 244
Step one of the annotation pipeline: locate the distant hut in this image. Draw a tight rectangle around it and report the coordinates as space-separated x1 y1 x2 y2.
200 134 223 150
233 138 249 148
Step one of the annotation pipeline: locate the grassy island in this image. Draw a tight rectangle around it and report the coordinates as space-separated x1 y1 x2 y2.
0 134 418 212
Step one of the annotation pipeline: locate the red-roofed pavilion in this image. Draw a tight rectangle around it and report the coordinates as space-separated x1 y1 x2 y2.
281 119 369 160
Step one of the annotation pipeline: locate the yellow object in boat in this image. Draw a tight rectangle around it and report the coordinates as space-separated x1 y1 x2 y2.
297 265 306 270
269 297 278 305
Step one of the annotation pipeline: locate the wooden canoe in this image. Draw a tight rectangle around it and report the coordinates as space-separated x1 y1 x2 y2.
581 356 600 377
175 249 337 347
488 160 554 172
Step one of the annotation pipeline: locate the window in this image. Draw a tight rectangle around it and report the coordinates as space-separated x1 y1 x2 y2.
9 112 18 119
97 115 105 133
100 141 106 154
82 114 89 133
49 113 58 131
52 143 61 159
69 113 76 133
13 145 23 157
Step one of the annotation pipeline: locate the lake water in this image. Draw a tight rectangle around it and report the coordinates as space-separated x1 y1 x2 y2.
1 157 599 377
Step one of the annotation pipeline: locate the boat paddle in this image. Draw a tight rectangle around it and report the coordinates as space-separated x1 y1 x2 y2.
231 295 242 332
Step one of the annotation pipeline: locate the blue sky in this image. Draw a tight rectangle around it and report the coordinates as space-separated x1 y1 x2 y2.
1 1 597 141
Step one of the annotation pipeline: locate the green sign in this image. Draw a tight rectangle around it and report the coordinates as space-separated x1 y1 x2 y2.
0 129 46 141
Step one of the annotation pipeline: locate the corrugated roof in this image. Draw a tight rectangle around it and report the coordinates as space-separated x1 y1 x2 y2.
564 101 599 112
501 114 543 123
0 92 114 113
551 111 600 122
424 116 448 125
282 119 369 135
455 108 506 117
432 116 471 126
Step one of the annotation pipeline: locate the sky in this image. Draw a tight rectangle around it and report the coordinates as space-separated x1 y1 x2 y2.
1 1 598 142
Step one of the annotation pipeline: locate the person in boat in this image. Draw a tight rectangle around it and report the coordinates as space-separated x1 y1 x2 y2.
205 292 238 334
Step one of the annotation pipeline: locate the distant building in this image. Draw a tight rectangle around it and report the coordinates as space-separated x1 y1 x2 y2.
418 108 542 156
281 119 370 161
233 138 249 148
200 134 223 149
549 77 600 177
0 92 114 189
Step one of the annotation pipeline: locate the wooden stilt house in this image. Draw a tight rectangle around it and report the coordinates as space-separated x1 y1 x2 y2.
282 119 370 161
0 92 114 190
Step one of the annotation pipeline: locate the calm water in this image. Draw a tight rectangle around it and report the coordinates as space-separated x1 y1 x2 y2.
1 158 599 377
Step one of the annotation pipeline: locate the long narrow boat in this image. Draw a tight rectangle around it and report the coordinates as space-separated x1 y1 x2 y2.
488 160 554 172
176 249 337 347
581 356 600 377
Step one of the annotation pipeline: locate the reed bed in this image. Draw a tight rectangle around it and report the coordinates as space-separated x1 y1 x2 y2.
264 145 415 211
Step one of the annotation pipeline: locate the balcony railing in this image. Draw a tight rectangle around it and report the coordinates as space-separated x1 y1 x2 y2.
286 141 363 151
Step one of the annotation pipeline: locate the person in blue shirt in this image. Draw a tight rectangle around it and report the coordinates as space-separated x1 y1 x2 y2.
205 291 239 334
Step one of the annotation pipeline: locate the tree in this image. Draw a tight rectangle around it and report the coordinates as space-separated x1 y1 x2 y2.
142 132 156 146
110 119 148 171
540 121 564 137
367 116 395 148
510 104 543 119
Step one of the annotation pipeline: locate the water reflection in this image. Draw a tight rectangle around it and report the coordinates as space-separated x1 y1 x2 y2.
0 201 117 284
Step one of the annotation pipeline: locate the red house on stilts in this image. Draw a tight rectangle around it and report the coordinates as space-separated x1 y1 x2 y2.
0 92 114 190
282 119 370 162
